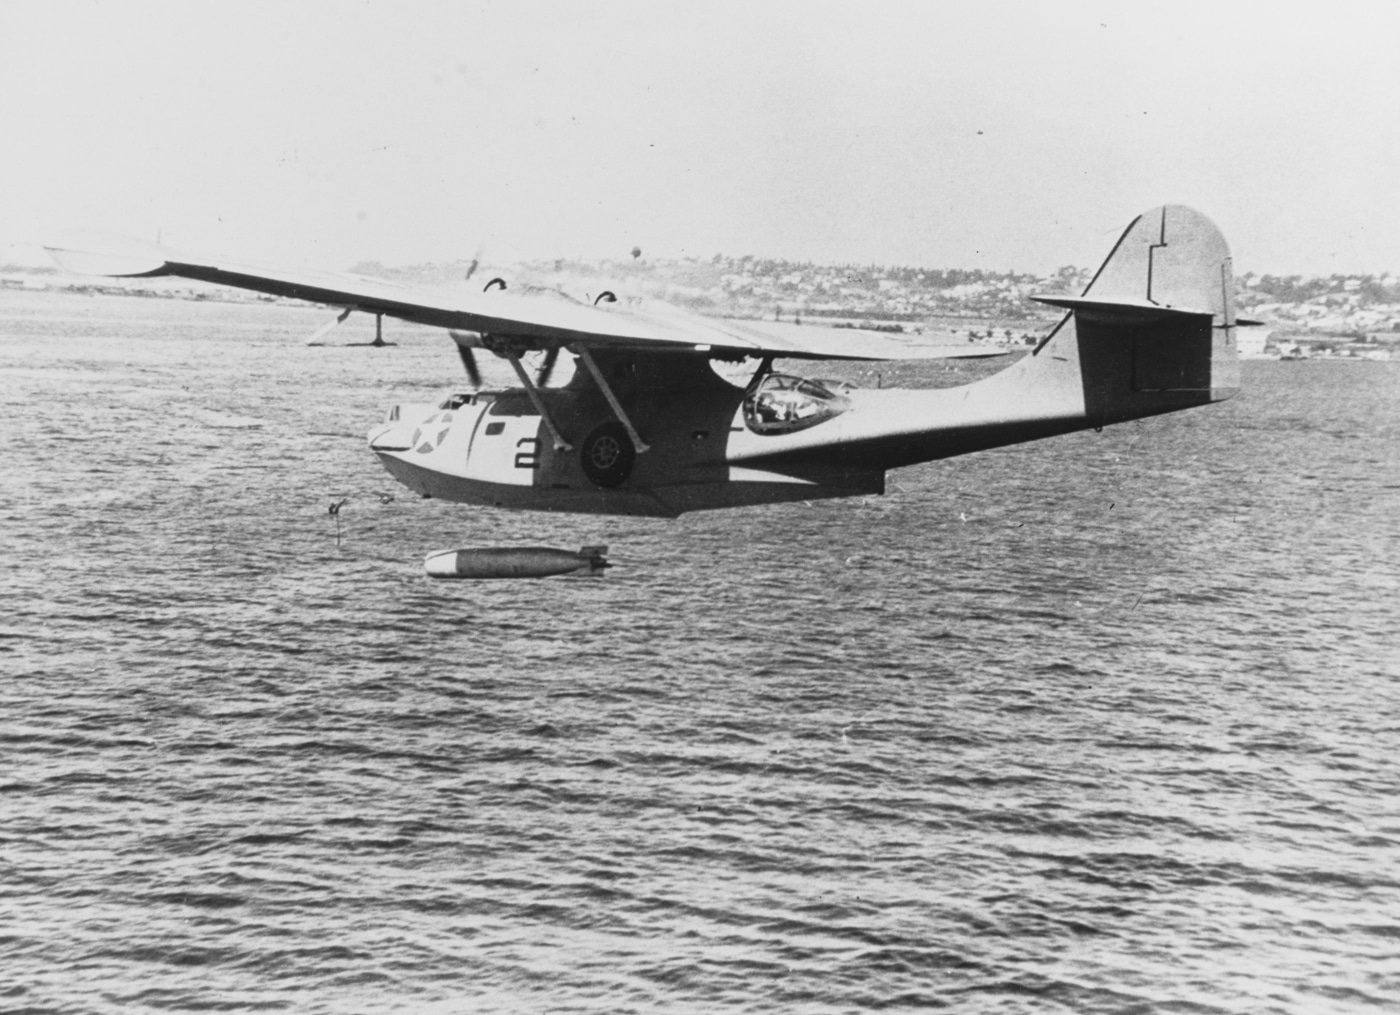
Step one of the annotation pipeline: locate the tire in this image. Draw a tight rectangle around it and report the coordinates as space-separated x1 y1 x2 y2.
580 421 635 488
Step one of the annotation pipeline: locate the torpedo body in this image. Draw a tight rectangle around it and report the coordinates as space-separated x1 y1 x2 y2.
424 545 610 580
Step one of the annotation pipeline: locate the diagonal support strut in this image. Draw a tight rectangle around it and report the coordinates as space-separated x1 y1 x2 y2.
575 346 651 454
307 307 354 345
505 353 573 452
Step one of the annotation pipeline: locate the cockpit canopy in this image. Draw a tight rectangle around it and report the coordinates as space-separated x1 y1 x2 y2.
743 373 851 435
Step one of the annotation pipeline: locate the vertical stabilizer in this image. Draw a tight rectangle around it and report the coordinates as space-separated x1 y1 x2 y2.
1029 205 1241 423
1083 205 1233 315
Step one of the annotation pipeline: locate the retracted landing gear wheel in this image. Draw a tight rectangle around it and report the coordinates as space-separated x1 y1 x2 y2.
581 421 635 488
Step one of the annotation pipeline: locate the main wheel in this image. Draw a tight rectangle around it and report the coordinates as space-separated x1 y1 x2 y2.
581 421 635 488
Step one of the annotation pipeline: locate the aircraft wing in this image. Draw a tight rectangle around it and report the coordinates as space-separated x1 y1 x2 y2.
45 231 1004 362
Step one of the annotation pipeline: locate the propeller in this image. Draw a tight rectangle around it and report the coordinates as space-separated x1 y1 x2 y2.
463 245 485 281
449 331 483 389
535 346 560 387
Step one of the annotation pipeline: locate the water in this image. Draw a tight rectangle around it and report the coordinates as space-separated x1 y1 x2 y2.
2 290 1398 1013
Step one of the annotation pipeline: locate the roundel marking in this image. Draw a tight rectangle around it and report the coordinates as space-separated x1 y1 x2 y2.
413 412 454 454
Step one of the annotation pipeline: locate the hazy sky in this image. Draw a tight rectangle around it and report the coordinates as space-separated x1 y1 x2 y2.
4 0 1398 275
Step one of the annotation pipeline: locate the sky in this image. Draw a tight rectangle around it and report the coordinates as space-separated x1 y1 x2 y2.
3 0 1399 276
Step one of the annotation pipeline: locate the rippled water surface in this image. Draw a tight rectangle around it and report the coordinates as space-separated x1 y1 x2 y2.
3 290 1398 1013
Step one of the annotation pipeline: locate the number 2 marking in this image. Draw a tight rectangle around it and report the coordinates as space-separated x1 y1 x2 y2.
514 437 541 470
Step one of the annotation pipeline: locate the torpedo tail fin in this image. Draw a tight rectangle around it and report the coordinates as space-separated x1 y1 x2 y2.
577 546 610 574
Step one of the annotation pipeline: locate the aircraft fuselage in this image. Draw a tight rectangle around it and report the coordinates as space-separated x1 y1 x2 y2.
366 310 1230 519
368 355 886 517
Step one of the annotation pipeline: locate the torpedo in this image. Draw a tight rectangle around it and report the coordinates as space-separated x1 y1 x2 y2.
424 545 611 580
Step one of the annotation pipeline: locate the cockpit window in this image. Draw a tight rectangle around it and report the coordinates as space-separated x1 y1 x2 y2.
743 373 850 434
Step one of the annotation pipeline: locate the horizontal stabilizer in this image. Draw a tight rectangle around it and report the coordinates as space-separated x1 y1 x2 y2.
1030 295 1213 322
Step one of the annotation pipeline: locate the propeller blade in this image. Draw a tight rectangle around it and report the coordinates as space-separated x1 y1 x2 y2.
463 244 486 281
536 347 560 387
449 331 483 389
458 346 482 389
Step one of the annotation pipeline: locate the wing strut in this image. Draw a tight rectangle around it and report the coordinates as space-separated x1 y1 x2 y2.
504 353 573 452
307 307 354 346
575 346 651 454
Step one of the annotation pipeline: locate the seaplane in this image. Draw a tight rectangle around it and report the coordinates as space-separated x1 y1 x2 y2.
47 205 1241 526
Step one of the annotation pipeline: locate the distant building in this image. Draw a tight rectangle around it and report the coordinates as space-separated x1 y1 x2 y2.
1238 328 1269 358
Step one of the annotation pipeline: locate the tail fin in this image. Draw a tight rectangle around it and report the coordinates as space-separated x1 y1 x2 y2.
577 546 610 574
1029 205 1240 425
